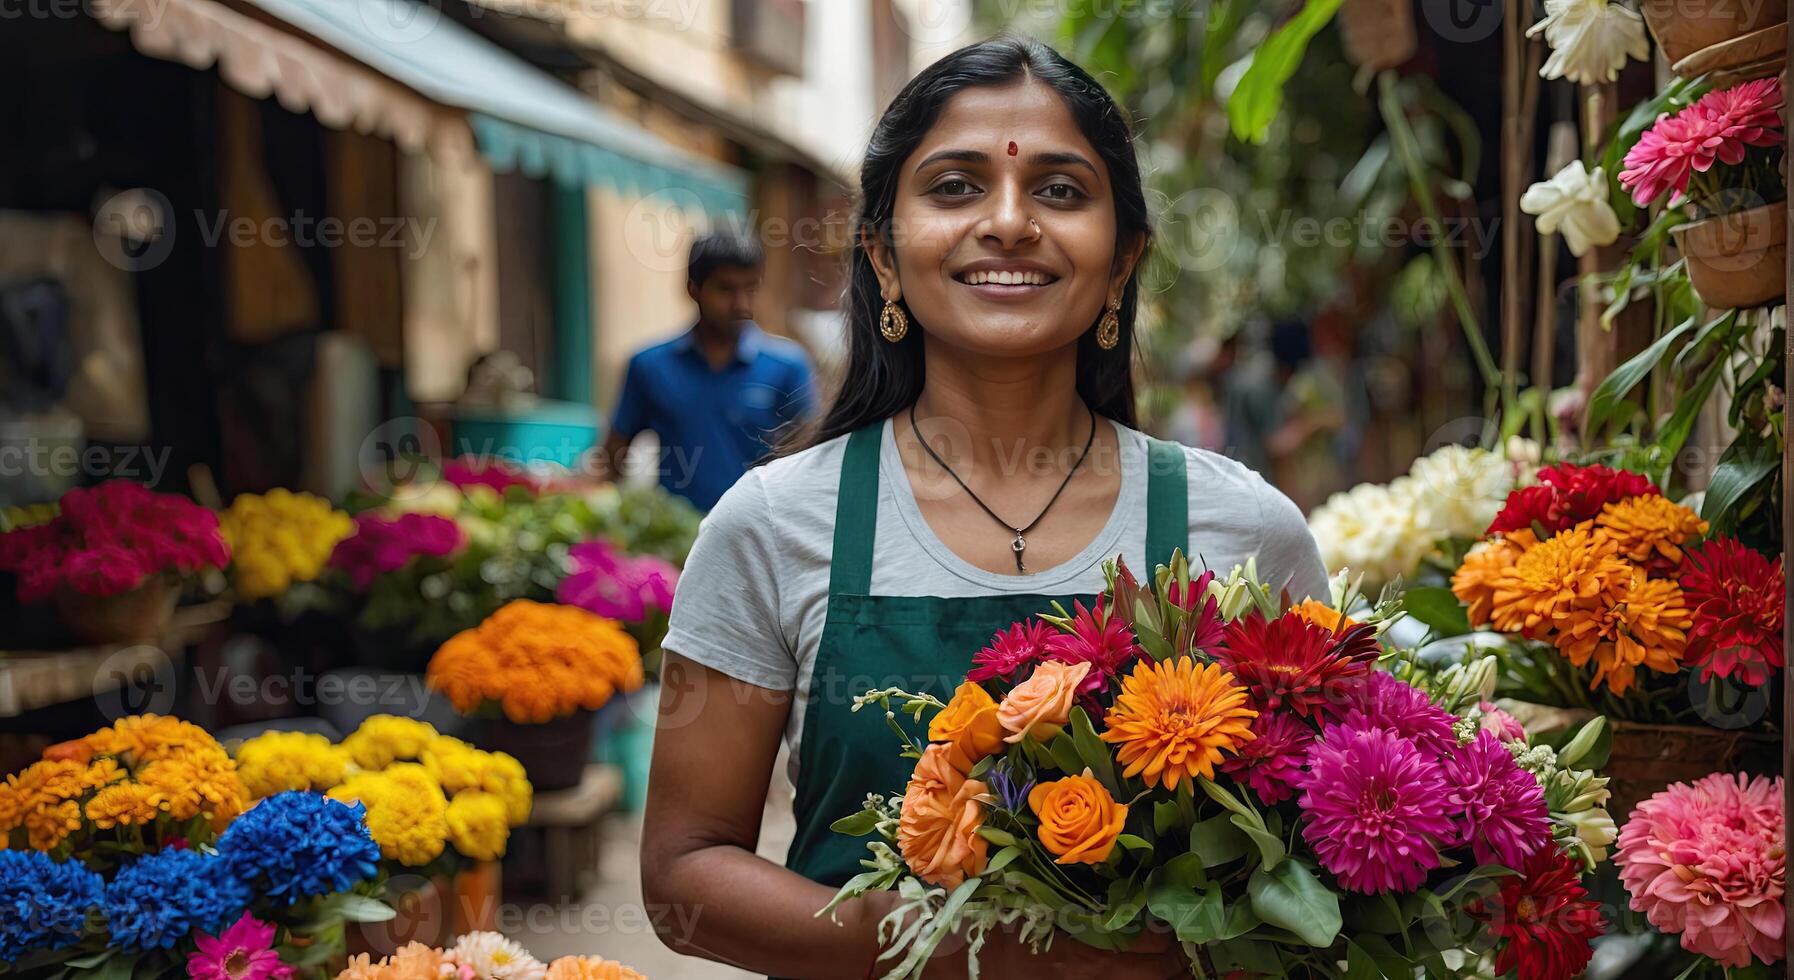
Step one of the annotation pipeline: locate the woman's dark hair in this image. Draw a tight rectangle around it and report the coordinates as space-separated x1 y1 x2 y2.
784 34 1152 453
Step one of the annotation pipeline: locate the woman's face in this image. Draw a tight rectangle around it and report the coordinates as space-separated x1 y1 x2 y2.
868 78 1142 357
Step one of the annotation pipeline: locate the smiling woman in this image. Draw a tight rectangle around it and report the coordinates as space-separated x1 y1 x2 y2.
637 34 1327 980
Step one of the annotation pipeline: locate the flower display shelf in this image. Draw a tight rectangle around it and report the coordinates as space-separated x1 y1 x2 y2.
477 709 598 792
0 600 228 717
517 763 622 900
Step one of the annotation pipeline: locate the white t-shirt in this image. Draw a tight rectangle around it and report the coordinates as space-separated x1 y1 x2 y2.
661 417 1329 785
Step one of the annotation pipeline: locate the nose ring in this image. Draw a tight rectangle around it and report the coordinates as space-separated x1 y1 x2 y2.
1028 218 1040 236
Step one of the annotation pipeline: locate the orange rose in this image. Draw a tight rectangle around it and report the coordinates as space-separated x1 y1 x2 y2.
997 661 1089 744
1027 769 1128 865
928 681 1005 771
897 743 991 889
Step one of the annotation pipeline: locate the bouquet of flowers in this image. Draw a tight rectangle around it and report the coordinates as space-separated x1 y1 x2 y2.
0 481 229 602
219 490 355 602
426 600 644 724
336 932 645 980
823 556 1606 979
233 716 532 870
0 715 392 980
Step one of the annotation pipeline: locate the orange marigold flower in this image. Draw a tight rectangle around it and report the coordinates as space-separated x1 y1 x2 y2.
84 782 168 828
1100 656 1257 790
1452 530 1536 627
1290 599 1360 634
24 799 83 850
545 956 647 980
427 600 645 723
83 714 221 766
1594 495 1709 572
1487 524 1631 638
1557 570 1692 694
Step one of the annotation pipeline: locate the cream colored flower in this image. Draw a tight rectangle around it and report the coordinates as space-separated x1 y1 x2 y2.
1407 445 1514 540
1521 161 1623 257
451 933 546 980
1307 479 1428 587
1528 0 1649 85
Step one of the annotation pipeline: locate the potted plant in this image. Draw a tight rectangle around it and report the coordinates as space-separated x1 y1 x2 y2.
0 481 230 645
1620 77 1786 310
1638 0 1787 67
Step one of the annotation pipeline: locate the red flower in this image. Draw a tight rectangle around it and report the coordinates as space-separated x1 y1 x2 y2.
1680 537 1785 686
1471 847 1605 980
1488 463 1659 535
967 620 1053 683
1167 568 1225 654
1214 610 1379 719
1043 597 1142 695
0 481 228 602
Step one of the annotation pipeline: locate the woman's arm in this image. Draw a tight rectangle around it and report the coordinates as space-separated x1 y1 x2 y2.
640 653 892 977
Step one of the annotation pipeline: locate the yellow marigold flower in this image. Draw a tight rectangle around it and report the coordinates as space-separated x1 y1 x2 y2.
1451 530 1536 627
426 600 644 724
1100 656 1258 790
85 782 168 828
330 770 448 867
445 790 512 861
219 489 354 599
1593 494 1709 569
419 738 532 825
1290 599 1360 634
1487 524 1631 637
24 799 83 850
341 716 441 770
545 956 647 980
234 731 349 798
1556 570 1692 694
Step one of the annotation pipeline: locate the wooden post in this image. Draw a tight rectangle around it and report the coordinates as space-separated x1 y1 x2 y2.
1502 0 1529 414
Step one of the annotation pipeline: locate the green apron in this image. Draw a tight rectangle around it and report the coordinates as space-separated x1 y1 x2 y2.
786 422 1191 888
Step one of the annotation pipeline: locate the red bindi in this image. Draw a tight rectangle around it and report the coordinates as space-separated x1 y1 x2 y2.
1007 141 1018 157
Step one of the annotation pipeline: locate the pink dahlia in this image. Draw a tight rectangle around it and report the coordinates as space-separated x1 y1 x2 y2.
968 620 1053 684
1619 78 1784 208
1215 611 1379 719
328 512 464 590
555 539 678 622
1616 772 1785 968
187 912 292 980
1220 710 1313 805
1443 730 1550 868
1298 725 1454 894
1335 670 1458 757
1679 537 1784 686
1043 597 1142 695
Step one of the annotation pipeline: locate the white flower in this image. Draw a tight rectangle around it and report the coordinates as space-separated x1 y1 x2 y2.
1307 479 1430 587
451 933 547 980
1528 0 1650 85
1521 160 1623 257
1406 445 1514 540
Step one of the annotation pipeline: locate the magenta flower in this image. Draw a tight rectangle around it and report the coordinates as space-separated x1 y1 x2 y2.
1335 671 1459 757
1044 597 1143 695
441 455 540 495
1167 568 1225 652
967 620 1053 683
555 539 679 623
1220 709 1314 805
187 912 292 980
1620 77 1784 207
1443 730 1550 869
328 512 464 590
1298 725 1455 894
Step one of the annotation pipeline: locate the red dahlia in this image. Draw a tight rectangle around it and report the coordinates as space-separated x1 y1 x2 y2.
1214 610 1379 719
1471 847 1604 980
1488 463 1660 535
1679 537 1785 686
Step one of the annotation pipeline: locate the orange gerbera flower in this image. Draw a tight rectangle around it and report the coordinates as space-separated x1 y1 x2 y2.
1594 495 1709 572
1487 524 1631 638
1290 599 1360 634
1100 656 1257 790
1557 570 1692 694
1452 530 1536 627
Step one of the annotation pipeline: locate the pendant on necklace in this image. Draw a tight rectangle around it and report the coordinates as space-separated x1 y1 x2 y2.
1011 532 1027 574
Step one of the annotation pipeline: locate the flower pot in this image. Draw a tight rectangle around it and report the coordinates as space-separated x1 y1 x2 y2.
1671 201 1787 310
1604 721 1779 820
51 578 180 645
1337 0 1415 70
1641 0 1787 64
477 709 596 792
345 874 451 957
1670 20 1787 78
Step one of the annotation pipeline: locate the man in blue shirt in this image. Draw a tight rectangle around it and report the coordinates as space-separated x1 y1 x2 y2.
602 234 817 511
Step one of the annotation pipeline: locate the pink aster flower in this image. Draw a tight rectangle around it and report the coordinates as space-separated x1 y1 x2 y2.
1619 78 1784 208
555 539 678 623
967 620 1053 683
1616 772 1785 968
1298 725 1455 894
1476 701 1529 742
187 912 292 980
1444 730 1550 868
1043 597 1142 695
1335 670 1458 757
1220 710 1314 805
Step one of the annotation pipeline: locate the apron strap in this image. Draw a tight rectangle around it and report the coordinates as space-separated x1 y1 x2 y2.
1143 436 1190 571
828 423 883 596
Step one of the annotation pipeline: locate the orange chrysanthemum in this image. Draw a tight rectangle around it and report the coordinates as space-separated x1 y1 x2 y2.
24 799 82 850
1557 570 1692 694
427 599 645 723
1100 656 1257 789
84 782 168 828
546 955 648 980
1486 524 1631 638
1290 599 1360 634
1452 530 1536 627
1594 495 1709 572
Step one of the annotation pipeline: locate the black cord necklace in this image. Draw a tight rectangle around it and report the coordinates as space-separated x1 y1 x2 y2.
907 401 1097 574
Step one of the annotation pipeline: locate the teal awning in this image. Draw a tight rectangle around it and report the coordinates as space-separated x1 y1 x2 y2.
240 0 749 214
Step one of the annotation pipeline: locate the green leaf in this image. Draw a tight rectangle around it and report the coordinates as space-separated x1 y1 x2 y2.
1189 813 1251 868
1162 852 1208 888
985 845 1023 875
1344 940 1383 980
977 826 1018 847
1657 352 1728 461
1702 439 1779 529
1585 315 1697 436
1230 812 1286 871
1227 0 1349 144
1208 939 1282 975
1153 800 1182 836
1069 708 1118 790
909 877 982 965
1148 881 1227 943
1116 834 1155 852
1198 776 1253 819
84 953 138 980
1248 860 1342 948
1047 732 1085 777
1400 586 1472 637
829 810 881 836
330 894 397 923
1101 877 1147 931
63 953 114 969
1556 716 1609 769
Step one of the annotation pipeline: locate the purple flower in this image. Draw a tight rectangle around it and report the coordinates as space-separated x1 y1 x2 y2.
1442 730 1549 868
986 762 1035 813
1299 725 1455 894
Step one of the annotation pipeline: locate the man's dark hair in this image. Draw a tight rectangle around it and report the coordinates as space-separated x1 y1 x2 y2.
688 233 765 286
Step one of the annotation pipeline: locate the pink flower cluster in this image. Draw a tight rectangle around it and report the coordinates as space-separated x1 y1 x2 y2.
1616 772 1785 968
1619 78 1784 207
554 539 678 622
0 481 229 601
327 512 464 590
440 456 541 495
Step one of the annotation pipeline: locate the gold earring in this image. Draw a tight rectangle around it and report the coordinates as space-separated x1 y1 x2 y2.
880 298 908 342
1096 302 1120 350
